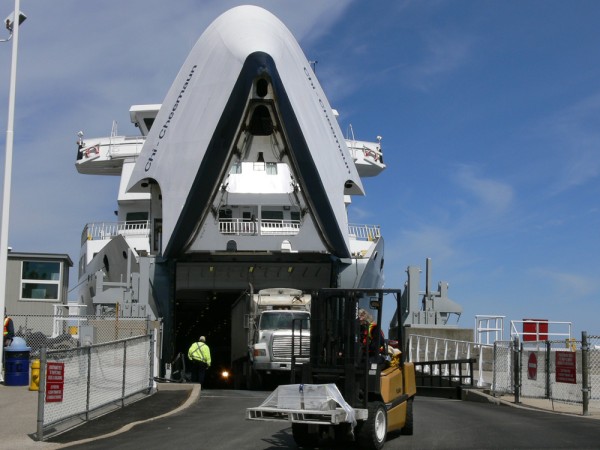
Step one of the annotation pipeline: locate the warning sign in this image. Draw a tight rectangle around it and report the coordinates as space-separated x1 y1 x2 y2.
46 362 65 403
527 352 537 380
46 382 64 402
555 351 577 384
46 362 64 382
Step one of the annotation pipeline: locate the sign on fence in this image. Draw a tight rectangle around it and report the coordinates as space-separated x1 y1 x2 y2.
527 352 537 380
555 351 576 384
46 362 64 403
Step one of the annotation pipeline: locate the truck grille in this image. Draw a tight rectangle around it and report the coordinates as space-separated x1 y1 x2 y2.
272 335 310 360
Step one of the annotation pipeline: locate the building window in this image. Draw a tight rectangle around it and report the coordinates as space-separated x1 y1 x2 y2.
21 260 61 301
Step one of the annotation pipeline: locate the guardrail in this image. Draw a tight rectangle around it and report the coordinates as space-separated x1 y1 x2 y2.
407 334 493 388
347 224 381 241
414 358 476 398
81 221 150 245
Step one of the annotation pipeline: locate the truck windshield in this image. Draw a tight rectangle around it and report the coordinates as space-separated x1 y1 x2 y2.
260 312 310 330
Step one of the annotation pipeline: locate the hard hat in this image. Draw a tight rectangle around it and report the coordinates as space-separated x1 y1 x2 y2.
199 336 206 342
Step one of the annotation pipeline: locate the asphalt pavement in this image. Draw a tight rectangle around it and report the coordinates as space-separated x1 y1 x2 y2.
0 379 597 450
0 380 198 450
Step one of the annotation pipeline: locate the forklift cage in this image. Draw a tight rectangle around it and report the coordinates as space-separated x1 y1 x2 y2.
291 288 403 410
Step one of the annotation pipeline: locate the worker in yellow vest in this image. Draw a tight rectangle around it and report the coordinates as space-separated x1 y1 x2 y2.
187 336 211 385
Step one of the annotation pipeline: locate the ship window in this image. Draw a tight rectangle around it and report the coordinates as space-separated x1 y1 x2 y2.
219 209 233 219
291 211 300 222
256 78 269 98
262 210 283 221
229 162 242 174
144 118 155 132
126 212 148 224
20 260 62 301
249 105 273 136
266 162 277 175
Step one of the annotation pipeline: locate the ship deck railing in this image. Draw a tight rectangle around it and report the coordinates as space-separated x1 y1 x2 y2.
219 219 301 236
81 220 381 243
347 223 380 241
81 220 150 245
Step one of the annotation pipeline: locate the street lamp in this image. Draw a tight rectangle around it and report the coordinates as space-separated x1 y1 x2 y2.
0 0 26 383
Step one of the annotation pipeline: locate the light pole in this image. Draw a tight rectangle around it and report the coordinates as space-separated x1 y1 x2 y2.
0 0 26 382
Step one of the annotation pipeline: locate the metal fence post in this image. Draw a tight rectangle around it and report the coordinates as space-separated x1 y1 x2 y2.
86 345 92 420
36 347 46 441
545 340 551 399
513 337 521 404
492 342 497 395
582 331 589 416
121 340 128 407
149 332 155 391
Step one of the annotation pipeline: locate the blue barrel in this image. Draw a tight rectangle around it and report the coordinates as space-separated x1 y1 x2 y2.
4 337 31 386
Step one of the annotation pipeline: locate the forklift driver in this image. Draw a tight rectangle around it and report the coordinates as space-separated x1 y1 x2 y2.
358 308 386 362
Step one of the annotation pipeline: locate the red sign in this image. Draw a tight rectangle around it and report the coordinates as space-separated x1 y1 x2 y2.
46 362 64 382
46 382 64 402
523 319 548 341
555 351 577 384
527 352 537 380
46 362 65 403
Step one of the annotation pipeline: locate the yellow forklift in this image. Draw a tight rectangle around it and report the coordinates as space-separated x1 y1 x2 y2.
247 288 416 449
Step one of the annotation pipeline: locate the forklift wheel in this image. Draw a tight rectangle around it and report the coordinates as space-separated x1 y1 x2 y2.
291 423 319 448
356 401 387 450
401 397 414 435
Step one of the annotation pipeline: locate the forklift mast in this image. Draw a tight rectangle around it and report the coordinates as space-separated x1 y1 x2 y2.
295 288 403 410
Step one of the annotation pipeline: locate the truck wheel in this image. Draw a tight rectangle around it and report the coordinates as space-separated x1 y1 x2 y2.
356 401 387 450
292 423 318 448
401 397 414 435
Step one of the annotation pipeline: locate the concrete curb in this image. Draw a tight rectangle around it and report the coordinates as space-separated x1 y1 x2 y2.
461 388 600 420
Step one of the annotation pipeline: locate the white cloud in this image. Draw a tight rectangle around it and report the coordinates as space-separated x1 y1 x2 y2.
404 32 473 91
453 164 514 216
537 92 600 194
530 268 597 298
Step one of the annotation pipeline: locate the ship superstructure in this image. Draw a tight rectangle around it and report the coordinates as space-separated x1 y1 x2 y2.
74 6 389 376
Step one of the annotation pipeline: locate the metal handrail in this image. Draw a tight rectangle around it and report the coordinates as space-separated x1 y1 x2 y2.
347 224 381 241
81 221 150 244
408 334 492 387
510 319 572 341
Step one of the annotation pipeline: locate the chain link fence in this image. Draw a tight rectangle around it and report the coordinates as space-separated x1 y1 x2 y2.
588 335 600 405
491 332 599 415
10 314 152 359
37 334 154 441
491 340 513 395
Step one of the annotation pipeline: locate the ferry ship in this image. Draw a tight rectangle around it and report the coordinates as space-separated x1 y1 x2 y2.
74 6 388 379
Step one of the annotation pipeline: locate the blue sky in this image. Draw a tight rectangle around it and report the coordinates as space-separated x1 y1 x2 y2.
0 1 598 339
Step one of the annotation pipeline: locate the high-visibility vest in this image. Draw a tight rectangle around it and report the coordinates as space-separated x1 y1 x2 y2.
188 342 211 366
363 323 385 354
3 317 12 336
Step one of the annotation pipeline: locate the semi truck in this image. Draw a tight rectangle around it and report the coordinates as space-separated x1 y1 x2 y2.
231 287 310 389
